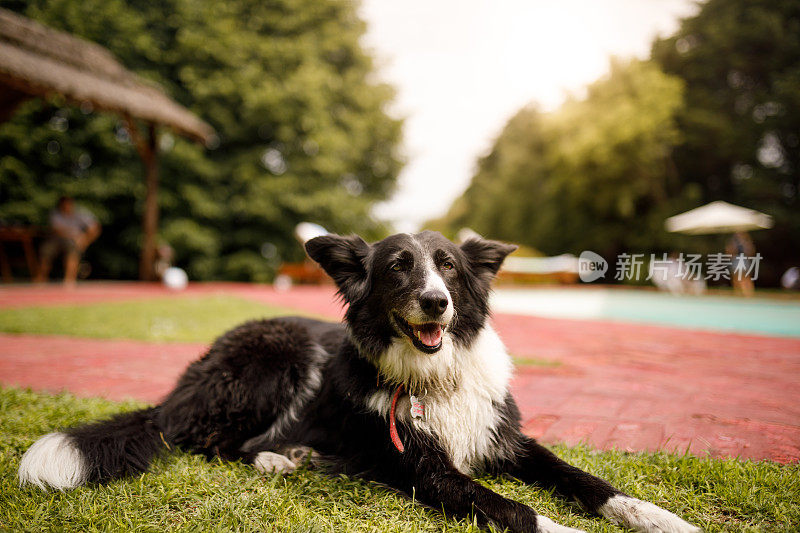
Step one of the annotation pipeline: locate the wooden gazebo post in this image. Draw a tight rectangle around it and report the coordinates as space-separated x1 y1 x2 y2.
0 8 214 282
126 117 159 281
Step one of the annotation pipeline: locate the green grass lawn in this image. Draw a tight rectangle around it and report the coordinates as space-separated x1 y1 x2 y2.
1 296 799 531
1 387 798 532
0 295 561 369
0 295 307 343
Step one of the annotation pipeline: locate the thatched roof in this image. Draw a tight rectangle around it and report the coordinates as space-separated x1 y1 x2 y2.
0 7 214 144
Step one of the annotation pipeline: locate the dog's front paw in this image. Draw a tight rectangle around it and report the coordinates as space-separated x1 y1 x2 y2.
275 445 319 467
599 495 701 533
535 515 586 533
253 451 297 475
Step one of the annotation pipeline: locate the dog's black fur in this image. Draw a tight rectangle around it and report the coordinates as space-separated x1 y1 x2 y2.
19 231 699 533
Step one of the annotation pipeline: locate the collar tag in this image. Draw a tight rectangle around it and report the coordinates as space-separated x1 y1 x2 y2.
409 394 426 420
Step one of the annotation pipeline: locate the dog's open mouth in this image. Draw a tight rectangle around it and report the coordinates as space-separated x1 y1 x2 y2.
393 313 444 354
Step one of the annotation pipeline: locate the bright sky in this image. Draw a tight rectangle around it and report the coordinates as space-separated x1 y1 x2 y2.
360 0 699 233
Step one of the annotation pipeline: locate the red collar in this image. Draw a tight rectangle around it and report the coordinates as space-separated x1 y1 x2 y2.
389 384 405 453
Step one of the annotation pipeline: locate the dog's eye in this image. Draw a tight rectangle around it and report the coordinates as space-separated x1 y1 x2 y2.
391 263 404 272
442 261 454 270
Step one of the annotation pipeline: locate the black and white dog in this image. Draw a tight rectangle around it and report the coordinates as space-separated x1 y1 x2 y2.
19 231 700 533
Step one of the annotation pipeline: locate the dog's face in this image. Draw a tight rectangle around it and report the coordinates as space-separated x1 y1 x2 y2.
305 231 516 359
364 231 458 355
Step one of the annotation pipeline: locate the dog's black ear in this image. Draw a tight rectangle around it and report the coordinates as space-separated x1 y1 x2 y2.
305 234 370 302
459 237 518 280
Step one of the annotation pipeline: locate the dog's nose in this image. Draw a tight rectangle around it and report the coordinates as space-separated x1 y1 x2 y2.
419 291 449 317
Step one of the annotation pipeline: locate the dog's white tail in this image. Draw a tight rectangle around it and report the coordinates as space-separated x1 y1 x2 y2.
18 432 88 490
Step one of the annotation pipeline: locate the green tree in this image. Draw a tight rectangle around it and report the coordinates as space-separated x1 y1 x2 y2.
433 59 690 260
651 0 800 280
430 106 549 245
0 0 402 281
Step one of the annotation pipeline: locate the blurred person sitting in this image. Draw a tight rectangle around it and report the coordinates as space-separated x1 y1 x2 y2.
726 231 756 297
35 196 101 287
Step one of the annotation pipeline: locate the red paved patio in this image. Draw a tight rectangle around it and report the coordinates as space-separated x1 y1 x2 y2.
1 282 798 463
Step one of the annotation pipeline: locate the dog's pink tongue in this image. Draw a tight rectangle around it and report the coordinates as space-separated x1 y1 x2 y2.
420 325 442 347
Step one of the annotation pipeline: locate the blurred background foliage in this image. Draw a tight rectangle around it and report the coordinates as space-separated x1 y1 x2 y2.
0 0 798 284
431 59 689 263
431 0 800 285
0 0 403 281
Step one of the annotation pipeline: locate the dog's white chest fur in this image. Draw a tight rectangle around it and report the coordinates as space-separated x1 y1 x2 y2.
367 325 513 474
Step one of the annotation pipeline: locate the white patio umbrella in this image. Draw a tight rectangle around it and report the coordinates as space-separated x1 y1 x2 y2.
665 201 774 235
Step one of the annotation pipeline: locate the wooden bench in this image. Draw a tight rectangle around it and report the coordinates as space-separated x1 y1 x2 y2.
0 226 40 282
